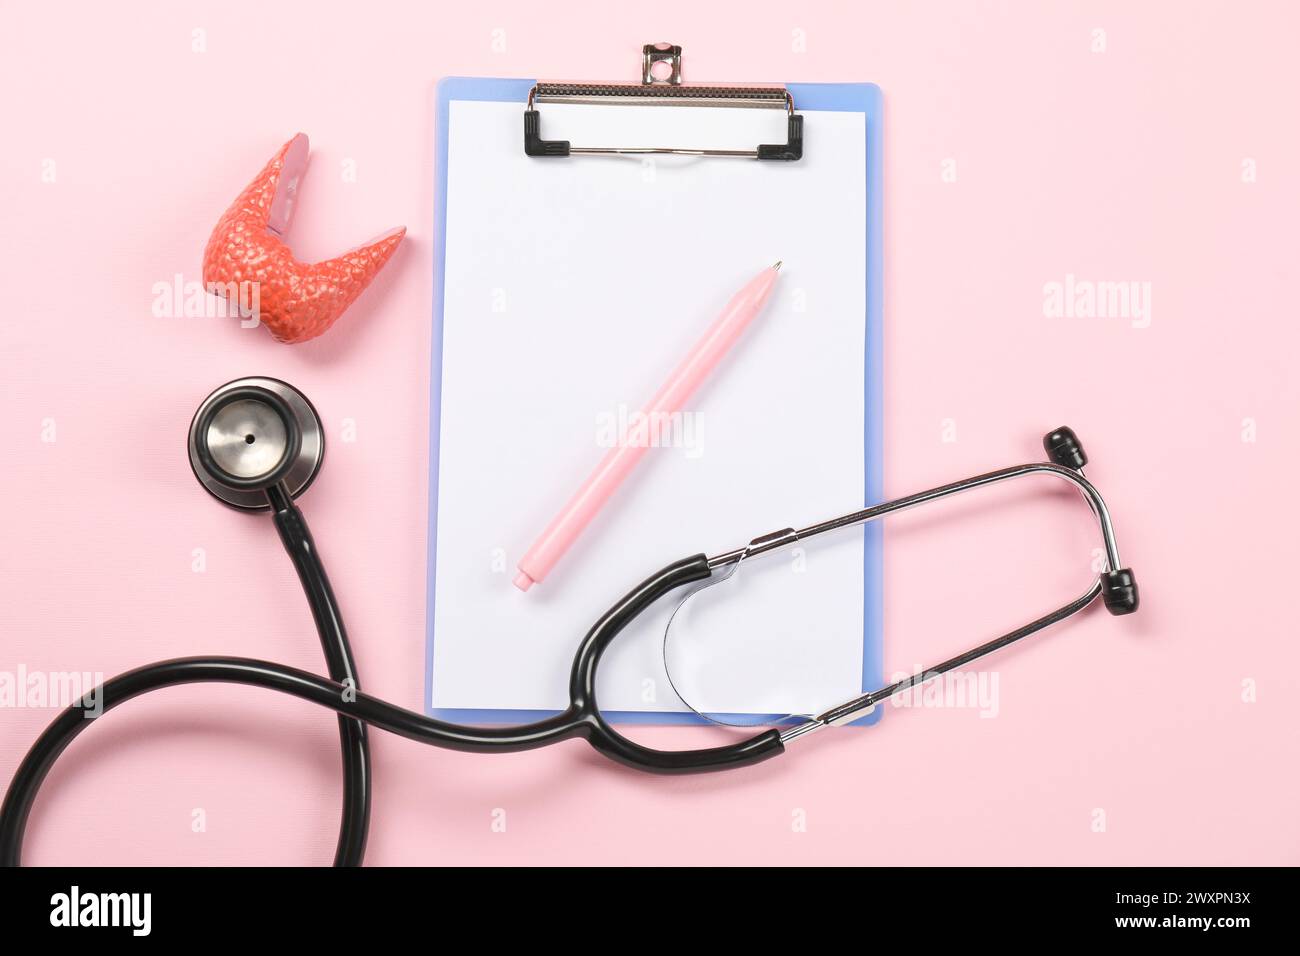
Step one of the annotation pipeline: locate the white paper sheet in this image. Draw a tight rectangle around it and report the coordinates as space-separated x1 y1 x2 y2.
432 99 867 717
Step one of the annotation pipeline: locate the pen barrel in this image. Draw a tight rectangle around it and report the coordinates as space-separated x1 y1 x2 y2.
647 274 776 417
515 267 779 590
516 440 650 589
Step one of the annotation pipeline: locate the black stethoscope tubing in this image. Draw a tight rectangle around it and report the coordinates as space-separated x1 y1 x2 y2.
0 491 780 866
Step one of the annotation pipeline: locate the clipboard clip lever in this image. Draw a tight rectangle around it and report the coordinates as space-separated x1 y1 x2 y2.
524 43 804 160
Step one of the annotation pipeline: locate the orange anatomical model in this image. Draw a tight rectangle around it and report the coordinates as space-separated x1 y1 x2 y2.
202 134 405 344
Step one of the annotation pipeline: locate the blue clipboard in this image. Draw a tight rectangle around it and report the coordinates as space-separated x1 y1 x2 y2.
427 77 884 726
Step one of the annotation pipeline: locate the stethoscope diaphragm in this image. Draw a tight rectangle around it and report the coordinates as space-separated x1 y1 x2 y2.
187 376 325 511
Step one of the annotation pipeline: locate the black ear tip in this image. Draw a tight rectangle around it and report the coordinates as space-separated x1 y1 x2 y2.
1043 426 1088 469
1102 568 1139 615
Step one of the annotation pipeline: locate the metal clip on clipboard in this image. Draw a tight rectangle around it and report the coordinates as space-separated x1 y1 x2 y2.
524 43 804 160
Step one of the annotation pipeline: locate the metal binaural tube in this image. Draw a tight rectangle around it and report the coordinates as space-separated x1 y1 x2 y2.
783 580 1104 740
708 462 1123 573
725 458 1134 745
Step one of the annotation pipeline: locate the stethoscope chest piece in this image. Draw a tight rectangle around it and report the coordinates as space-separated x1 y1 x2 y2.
188 377 324 511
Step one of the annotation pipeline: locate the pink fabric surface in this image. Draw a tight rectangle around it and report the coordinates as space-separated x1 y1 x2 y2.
1 0 1295 865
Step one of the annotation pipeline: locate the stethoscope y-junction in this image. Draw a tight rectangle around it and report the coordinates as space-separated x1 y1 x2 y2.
0 377 1138 866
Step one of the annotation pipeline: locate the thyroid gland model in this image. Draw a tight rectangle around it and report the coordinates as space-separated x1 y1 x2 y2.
202 133 405 344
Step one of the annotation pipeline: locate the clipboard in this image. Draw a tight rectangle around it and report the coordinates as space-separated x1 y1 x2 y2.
427 45 884 726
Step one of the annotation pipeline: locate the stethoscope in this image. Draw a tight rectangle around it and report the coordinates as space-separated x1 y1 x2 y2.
0 376 1139 866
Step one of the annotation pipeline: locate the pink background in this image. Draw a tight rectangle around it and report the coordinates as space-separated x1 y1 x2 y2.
2 0 1297 865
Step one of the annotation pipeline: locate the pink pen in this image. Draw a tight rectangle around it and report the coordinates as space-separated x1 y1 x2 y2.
514 262 783 592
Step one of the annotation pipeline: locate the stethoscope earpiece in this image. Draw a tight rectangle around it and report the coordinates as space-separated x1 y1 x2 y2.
1042 426 1139 615
188 377 325 511
1043 426 1088 470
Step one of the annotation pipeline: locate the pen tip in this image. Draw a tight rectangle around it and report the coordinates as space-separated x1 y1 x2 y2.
773 260 783 271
